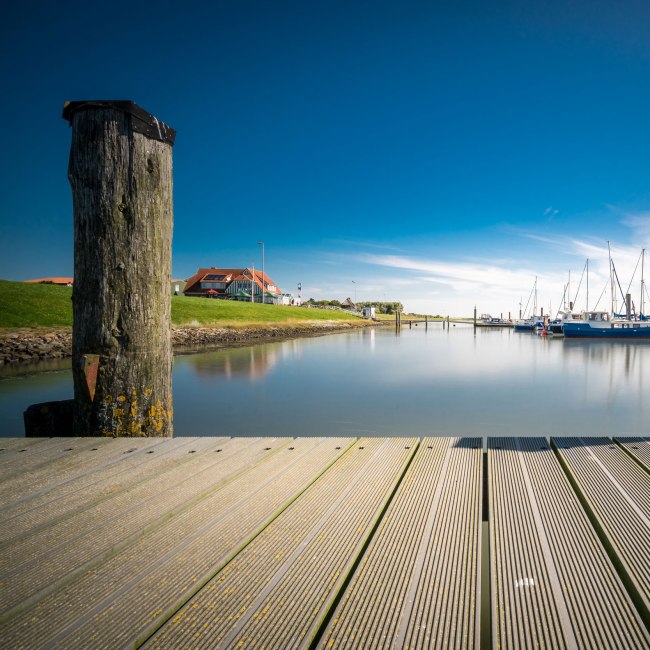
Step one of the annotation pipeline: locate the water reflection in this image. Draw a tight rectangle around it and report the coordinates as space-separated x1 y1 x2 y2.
562 339 647 378
1 327 649 437
179 345 280 381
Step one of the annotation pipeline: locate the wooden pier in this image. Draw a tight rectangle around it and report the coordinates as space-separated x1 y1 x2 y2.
0 436 648 649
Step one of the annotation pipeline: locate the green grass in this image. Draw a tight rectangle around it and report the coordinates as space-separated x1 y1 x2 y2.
0 279 363 329
0 279 73 328
171 295 360 326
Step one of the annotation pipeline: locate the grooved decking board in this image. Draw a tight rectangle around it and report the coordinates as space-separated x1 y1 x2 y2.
0 437 351 649
317 437 482 649
0 436 163 506
145 438 417 650
0 436 226 546
0 437 252 610
489 438 650 650
553 437 650 622
0 438 152 486
616 437 650 473
1 436 649 650
489 438 568 649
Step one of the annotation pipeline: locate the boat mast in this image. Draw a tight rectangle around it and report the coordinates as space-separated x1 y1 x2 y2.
607 240 615 314
586 259 589 311
642 248 646 318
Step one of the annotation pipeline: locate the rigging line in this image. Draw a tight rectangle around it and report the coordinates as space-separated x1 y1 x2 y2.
611 260 628 307
522 278 535 319
624 249 642 297
592 280 608 311
571 259 587 307
555 283 567 319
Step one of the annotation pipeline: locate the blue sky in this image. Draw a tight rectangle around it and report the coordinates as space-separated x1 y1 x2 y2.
1 0 650 315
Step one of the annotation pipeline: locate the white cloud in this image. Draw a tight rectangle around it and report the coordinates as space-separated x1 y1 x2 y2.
621 212 650 242
297 216 650 316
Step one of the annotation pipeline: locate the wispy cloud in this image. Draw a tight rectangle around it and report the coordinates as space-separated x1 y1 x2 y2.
302 216 650 315
324 238 403 252
360 253 553 294
621 212 650 242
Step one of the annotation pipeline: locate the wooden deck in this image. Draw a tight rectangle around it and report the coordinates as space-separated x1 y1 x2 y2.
0 436 648 649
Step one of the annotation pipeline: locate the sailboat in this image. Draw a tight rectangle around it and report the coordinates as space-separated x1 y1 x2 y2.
513 278 543 332
563 249 650 338
546 265 588 335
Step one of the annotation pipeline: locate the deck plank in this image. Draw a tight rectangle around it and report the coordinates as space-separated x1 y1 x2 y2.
616 436 650 473
0 437 351 649
554 437 650 623
489 437 650 650
1 436 649 649
145 438 417 650
318 437 482 650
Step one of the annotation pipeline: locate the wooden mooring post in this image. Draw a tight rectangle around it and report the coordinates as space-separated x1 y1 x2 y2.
63 101 176 437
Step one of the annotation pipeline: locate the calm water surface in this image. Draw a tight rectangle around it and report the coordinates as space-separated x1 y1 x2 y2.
1 324 649 436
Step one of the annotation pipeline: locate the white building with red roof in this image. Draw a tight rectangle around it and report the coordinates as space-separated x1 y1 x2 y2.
183 267 282 303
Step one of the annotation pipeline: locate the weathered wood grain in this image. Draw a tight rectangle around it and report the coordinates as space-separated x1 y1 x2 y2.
67 104 174 436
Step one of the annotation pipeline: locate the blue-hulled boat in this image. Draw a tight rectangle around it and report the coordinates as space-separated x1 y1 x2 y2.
513 318 543 332
563 311 650 338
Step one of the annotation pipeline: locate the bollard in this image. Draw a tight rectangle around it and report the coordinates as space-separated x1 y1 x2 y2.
63 100 175 436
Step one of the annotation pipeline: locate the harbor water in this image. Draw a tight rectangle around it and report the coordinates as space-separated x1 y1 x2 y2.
1 323 649 437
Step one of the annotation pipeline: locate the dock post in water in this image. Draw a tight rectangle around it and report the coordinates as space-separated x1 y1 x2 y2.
473 307 477 330
63 100 176 437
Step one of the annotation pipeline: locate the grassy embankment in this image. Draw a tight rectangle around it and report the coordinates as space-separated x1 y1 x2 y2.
0 279 369 330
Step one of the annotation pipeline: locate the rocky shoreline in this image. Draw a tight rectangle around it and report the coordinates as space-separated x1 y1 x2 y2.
0 321 382 366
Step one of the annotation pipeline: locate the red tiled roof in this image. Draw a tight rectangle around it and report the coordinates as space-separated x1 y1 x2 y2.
183 267 281 295
24 277 74 285
182 267 241 294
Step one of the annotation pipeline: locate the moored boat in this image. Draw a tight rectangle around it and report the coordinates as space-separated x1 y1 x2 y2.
546 310 584 335
479 314 512 327
513 317 543 332
563 311 650 338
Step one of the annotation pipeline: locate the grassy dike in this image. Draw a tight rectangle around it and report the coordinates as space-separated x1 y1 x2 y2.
0 279 382 364
0 278 373 329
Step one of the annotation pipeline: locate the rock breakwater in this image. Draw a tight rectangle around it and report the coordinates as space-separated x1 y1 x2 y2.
1 321 379 365
0 330 72 365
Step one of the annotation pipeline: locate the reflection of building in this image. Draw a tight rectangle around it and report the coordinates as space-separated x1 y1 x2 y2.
183 267 282 303
188 346 279 380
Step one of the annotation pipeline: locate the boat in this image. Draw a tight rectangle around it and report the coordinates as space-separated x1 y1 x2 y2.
546 310 584 335
478 314 513 328
513 317 543 332
513 278 543 332
564 248 650 338
563 311 650 338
